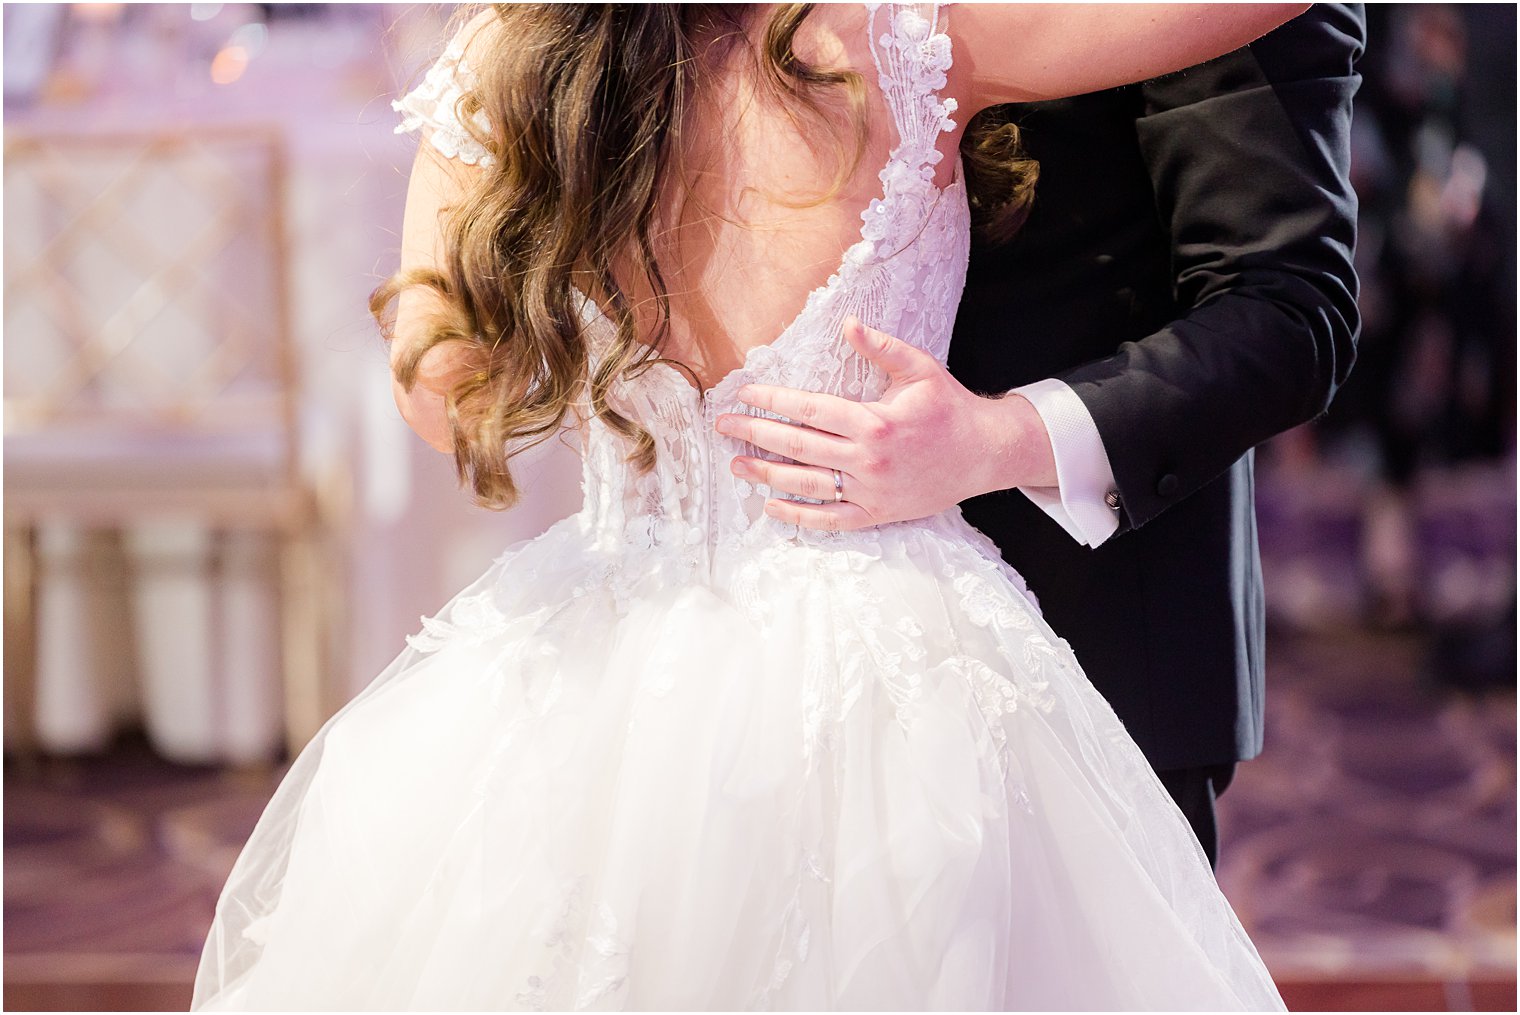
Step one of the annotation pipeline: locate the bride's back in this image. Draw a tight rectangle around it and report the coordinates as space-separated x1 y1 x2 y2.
631 3 965 393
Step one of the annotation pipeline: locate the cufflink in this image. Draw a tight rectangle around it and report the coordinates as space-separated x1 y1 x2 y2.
1104 489 1121 511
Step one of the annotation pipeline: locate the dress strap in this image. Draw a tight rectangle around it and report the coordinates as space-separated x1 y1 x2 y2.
392 27 494 166
863 3 958 179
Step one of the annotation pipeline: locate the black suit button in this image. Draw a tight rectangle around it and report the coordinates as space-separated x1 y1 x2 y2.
1157 473 1179 498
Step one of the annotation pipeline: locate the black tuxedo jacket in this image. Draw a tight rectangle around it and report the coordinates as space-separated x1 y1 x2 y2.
948 5 1366 772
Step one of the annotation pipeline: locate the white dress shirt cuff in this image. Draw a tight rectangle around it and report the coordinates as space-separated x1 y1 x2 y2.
1010 378 1121 548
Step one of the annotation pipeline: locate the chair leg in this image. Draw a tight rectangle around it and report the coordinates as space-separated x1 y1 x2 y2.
4 521 40 763
278 525 326 755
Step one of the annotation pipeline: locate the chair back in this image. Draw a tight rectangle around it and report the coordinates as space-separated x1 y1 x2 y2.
3 127 300 523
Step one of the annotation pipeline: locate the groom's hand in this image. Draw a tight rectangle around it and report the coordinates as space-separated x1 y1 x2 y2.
712 318 1058 531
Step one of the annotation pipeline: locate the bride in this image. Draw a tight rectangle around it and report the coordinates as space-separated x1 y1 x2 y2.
194 4 1304 1010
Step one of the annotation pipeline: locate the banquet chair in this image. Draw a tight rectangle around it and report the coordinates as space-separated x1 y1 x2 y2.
3 127 337 759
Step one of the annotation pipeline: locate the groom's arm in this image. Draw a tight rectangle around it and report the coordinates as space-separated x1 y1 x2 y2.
1054 3 1365 534
718 6 1364 536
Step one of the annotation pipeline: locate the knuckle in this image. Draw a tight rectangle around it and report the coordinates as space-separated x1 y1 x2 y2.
783 431 809 462
864 418 892 444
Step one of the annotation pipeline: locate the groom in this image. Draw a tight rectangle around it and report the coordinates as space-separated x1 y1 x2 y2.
721 5 1366 866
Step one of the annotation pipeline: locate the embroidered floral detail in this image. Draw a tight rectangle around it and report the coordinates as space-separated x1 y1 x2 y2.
405 589 509 653
513 974 547 1011
953 570 1026 631
755 881 813 1005
392 36 494 166
803 847 832 884
950 567 1062 725
513 876 587 1009
575 903 630 1009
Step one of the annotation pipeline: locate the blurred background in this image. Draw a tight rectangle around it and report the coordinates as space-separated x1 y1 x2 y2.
2 3 1514 1011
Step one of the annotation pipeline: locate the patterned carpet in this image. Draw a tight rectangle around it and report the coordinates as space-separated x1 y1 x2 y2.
3 746 265 1010
1217 631 1516 997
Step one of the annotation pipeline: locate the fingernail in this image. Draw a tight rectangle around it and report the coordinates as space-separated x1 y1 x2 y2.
713 417 730 435
732 459 753 478
735 386 753 402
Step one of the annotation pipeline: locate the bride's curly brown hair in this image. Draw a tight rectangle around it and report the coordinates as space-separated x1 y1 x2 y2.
371 3 1036 510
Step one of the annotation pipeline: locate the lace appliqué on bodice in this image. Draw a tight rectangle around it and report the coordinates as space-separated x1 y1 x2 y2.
394 3 972 597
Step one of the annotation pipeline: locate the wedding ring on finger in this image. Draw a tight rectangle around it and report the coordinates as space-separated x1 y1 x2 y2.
832 468 845 503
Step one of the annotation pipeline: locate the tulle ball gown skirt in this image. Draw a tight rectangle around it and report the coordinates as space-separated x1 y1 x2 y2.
191 513 1285 1011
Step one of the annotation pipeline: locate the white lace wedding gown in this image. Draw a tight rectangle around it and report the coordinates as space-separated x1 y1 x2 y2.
193 6 1285 1010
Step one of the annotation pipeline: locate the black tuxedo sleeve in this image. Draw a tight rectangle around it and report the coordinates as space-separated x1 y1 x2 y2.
1058 4 1366 532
